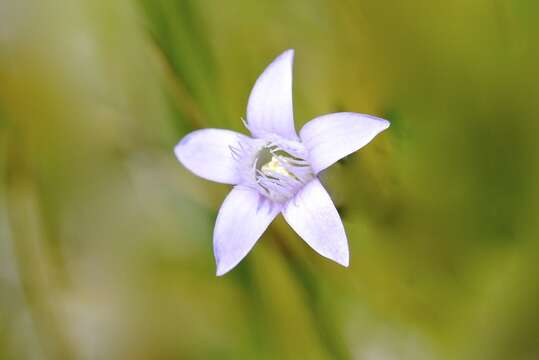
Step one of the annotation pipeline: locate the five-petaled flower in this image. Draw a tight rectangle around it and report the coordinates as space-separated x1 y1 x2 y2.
175 49 389 276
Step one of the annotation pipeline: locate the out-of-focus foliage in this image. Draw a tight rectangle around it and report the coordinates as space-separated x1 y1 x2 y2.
1 0 538 359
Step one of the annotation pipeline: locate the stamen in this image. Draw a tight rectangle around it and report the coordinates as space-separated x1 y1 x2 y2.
253 144 313 202
230 128 314 202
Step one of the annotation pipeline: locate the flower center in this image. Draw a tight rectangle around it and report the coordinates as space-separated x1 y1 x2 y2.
231 136 314 202
256 147 294 178
252 143 313 202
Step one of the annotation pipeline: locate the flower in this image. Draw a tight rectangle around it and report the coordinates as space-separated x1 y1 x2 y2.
175 49 390 276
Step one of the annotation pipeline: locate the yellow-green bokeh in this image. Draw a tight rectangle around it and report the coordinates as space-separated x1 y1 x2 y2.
1 0 538 359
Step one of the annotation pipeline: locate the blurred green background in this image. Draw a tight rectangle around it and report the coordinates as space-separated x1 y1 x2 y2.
1 0 538 359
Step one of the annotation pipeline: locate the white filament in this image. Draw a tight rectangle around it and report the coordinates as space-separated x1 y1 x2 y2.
230 136 314 202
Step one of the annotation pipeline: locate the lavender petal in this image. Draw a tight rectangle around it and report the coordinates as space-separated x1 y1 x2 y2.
246 49 298 140
174 129 250 184
282 179 349 267
214 187 281 276
300 112 390 174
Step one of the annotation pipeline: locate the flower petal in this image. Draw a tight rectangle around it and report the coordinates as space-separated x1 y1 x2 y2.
214 186 281 276
174 129 249 184
246 49 298 140
282 179 349 267
300 112 390 174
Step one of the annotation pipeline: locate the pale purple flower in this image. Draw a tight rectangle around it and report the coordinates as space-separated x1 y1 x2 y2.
175 49 389 276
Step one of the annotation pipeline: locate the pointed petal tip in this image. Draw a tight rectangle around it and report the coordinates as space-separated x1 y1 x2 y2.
338 256 350 268
174 136 193 168
314 247 350 269
214 251 237 277
365 114 390 131
214 254 236 276
215 265 229 277
328 248 349 268
215 254 240 276
281 49 295 68
282 48 294 58
173 139 185 163
313 250 349 268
